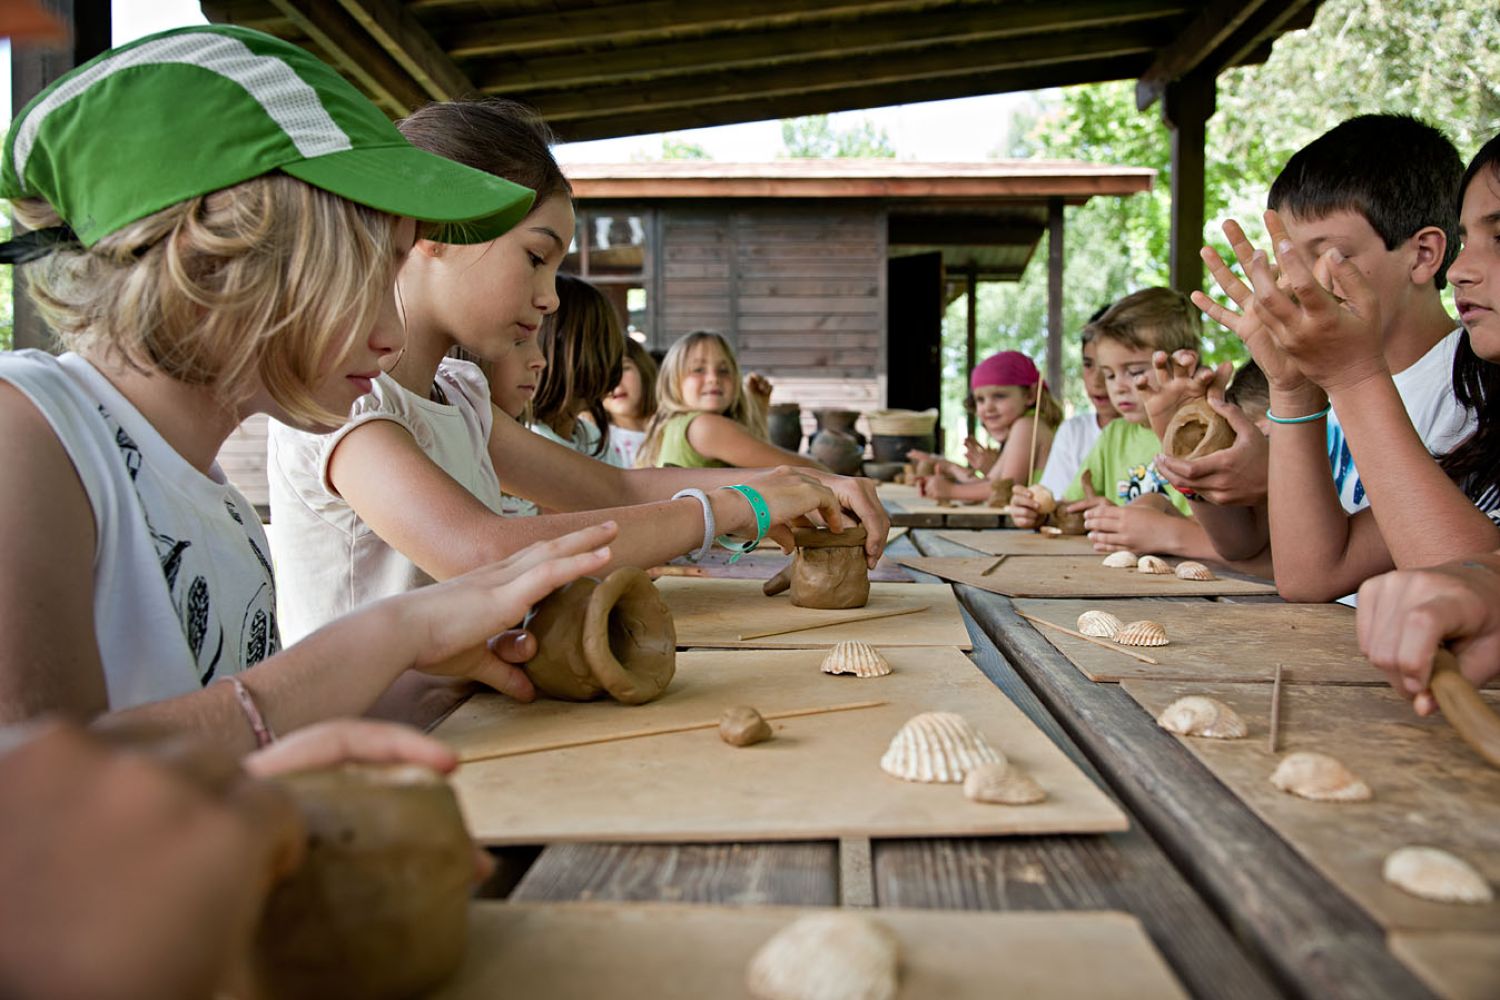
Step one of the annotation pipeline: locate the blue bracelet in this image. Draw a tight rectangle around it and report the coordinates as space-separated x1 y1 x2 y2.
716 484 771 563
1265 405 1332 425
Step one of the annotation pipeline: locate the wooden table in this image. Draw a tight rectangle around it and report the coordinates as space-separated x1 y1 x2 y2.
462 532 1437 1000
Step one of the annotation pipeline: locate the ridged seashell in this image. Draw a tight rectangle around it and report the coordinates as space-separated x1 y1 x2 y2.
1028 484 1058 516
1102 551 1139 569
1383 847 1494 905
746 911 899 1000
820 641 892 678
962 760 1047 805
1175 560 1217 581
1270 751 1372 802
1038 525 1064 537
1137 555 1173 575
1156 696 1248 739
1077 610 1124 639
1113 620 1169 647
879 712 1002 783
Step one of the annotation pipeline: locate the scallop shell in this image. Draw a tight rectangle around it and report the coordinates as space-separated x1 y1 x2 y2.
1174 560 1217 581
1383 846 1493 905
1136 555 1173 575
879 711 1002 783
1038 525 1064 537
1156 696 1248 739
820 641 892 678
1077 610 1124 639
1270 751 1372 802
963 760 1047 805
1028 484 1058 516
1113 620 1169 647
746 911 900 1000
1102 551 1139 569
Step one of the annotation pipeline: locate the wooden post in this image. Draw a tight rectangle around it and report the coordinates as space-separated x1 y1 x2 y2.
1162 72 1216 297
9 0 111 352
965 262 977 439
1045 196 1064 397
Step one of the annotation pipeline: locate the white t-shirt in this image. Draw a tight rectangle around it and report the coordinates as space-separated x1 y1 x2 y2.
607 425 647 469
530 417 627 467
1037 411 1106 496
267 358 503 645
1327 328 1473 513
0 351 277 709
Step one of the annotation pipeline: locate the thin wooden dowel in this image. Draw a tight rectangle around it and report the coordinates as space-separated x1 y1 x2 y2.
980 554 1008 576
738 605 930 641
1015 611 1161 665
457 699 890 764
1026 407 1042 486
1267 662 1285 753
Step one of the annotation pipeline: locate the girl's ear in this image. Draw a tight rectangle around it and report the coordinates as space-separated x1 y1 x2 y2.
413 238 446 259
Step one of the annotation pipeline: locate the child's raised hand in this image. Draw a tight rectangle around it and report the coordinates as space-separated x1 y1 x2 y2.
1135 349 1229 442
963 437 999 474
1252 209 1388 394
743 372 773 410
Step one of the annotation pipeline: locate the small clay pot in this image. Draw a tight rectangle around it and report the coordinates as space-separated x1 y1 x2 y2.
524 567 676 705
767 403 805 452
1048 506 1087 535
869 432 935 463
1163 398 1236 460
812 408 864 445
254 765 473 1000
809 428 864 476
788 525 870 610
987 477 1015 509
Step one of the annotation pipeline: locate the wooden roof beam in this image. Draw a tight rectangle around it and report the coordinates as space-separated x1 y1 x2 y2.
481 0 1187 95
331 0 473 100
264 0 426 114
1136 0 1323 109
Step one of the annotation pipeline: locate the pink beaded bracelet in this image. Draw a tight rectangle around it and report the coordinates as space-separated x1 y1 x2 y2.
223 675 276 748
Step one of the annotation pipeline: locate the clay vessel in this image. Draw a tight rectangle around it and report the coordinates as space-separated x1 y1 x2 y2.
254 765 472 1000
808 428 864 476
812 408 864 445
524 567 676 704
1164 398 1237 460
1048 506 1087 535
788 525 870 609
767 402 804 452
987 477 1014 509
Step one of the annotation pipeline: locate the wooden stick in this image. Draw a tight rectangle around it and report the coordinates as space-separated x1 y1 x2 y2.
1267 662 1284 754
737 605 930 641
1026 407 1042 486
1430 648 1500 770
1015 611 1161 665
457 699 890 764
979 554 1008 576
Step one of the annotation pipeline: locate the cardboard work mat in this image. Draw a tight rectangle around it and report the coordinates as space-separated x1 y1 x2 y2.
1122 680 1500 933
439 646 1126 844
894 554 1278 598
1389 931 1500 1000
434 902 1187 1000
1014 599 1386 686
655 577 971 649
651 548 913 583
937 528 1099 557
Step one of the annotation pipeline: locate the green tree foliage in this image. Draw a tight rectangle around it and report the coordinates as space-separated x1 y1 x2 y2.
658 135 711 160
941 0 1500 450
780 115 896 158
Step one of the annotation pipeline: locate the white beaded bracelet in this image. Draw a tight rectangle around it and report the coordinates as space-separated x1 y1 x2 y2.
671 488 716 563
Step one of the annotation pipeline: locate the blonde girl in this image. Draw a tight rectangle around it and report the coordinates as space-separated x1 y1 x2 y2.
0 25 615 745
268 99 887 649
604 337 659 468
638 331 822 470
529 273 627 464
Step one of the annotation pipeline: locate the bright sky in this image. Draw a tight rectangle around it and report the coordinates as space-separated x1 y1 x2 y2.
2 0 1037 161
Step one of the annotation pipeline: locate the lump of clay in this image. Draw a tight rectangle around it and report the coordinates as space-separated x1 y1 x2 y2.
1114 620 1169 647
763 562 793 597
1164 397 1237 460
525 567 676 705
1156 696 1248 739
1077 610 1124 639
787 525 870 610
1136 554 1173 575
963 759 1047 805
1175 560 1216 581
255 765 473 1000
880 711 1002 783
720 706 773 747
1383 846 1494 905
746 911 899 1000
1048 506 1087 535
1028 484 1058 517
1102 550 1139 569
1270 751 1372 802
820 640 892 677
987 477 1014 510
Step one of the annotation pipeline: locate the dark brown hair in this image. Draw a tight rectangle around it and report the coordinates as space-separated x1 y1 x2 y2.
621 336 660 422
532 273 625 455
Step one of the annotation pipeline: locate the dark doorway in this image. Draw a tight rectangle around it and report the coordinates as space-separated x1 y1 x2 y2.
885 251 944 416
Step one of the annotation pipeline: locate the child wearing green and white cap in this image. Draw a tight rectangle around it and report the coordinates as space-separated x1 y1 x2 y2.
0 25 619 748
266 98 890 651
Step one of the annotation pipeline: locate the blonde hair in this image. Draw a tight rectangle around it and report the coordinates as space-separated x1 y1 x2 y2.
12 174 399 428
1085 287 1202 355
636 331 763 467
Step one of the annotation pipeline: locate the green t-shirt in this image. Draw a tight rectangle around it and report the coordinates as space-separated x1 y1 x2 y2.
1065 420 1190 515
654 412 729 469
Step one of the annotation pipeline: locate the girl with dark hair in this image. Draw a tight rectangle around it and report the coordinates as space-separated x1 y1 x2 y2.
527 273 627 463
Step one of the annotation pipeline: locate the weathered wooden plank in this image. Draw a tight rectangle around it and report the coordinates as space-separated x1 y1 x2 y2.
737 314 884 332
737 297 881 315
736 279 880 298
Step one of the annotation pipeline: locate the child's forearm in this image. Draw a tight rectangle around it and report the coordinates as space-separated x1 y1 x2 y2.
1188 501 1270 562
942 480 994 503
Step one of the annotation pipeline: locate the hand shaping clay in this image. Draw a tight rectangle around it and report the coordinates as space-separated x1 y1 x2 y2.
787 525 870 610
524 567 677 704
254 765 473 1000
1164 397 1237 460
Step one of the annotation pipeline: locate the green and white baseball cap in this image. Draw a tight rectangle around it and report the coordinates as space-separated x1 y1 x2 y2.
0 24 535 247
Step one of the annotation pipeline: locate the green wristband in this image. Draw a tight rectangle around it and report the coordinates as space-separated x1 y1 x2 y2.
716 484 771 563
1265 404 1332 425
